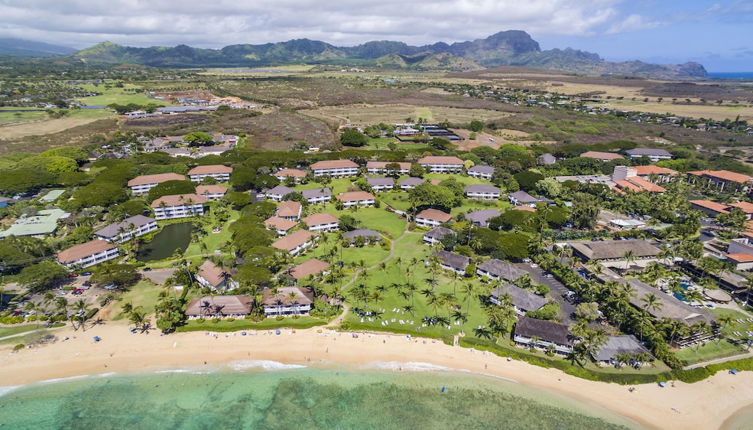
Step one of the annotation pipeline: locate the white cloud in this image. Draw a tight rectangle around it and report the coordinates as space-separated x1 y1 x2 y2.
0 0 656 48
605 14 663 34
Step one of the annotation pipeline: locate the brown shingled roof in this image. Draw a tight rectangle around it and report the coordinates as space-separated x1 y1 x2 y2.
272 230 316 252
128 173 186 187
275 168 306 178
310 159 358 170
57 239 117 264
417 156 464 165
336 191 375 202
416 208 452 222
187 165 233 175
264 216 297 231
151 193 208 208
302 213 338 227
276 201 302 218
290 258 331 279
196 185 227 195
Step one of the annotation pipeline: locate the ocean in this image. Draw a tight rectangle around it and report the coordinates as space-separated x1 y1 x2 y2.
0 364 643 429
708 72 753 80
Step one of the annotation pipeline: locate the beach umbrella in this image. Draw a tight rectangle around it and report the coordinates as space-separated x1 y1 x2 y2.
93 336 101 342
729 369 739 375
658 382 667 387
275 329 281 335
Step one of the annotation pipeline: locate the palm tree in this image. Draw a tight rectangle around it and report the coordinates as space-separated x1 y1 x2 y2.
473 326 493 340
402 304 415 316
286 291 299 314
461 283 476 312
641 293 663 315
622 250 636 270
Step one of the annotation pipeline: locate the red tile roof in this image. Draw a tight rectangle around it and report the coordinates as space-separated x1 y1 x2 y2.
366 161 411 170
196 185 227 195
625 176 666 192
418 156 464 165
728 202 753 214
275 168 306 178
302 213 338 227
264 216 297 231
197 260 232 287
726 253 753 263
689 200 730 214
688 170 753 183
632 165 677 176
128 173 186 187
276 201 302 218
272 230 316 252
416 208 452 222
290 258 331 279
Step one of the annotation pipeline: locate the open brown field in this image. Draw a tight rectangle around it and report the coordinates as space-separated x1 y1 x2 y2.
0 116 107 140
300 103 513 125
602 100 753 122
0 118 118 155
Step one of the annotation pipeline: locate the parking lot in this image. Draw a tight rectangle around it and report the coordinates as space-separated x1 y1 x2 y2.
514 262 577 325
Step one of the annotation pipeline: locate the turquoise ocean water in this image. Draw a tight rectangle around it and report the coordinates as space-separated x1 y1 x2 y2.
0 365 643 430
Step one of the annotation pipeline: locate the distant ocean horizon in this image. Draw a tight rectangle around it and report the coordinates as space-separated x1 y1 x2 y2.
708 72 753 80
0 365 644 429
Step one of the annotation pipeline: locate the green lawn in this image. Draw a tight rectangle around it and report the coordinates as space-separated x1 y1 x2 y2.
674 308 752 365
110 280 164 320
364 137 398 150
177 316 327 332
74 83 168 106
379 191 412 212
294 178 354 195
295 233 389 268
452 199 511 216
0 109 48 126
184 208 239 257
0 324 49 338
424 173 492 186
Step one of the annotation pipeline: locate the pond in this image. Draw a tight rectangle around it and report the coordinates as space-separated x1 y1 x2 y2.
136 222 193 262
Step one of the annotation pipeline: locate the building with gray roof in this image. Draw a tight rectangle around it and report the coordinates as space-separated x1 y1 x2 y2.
264 185 295 201
490 284 548 315
342 229 382 243
95 215 157 243
366 177 395 191
467 165 495 180
0 208 70 238
477 259 527 282
464 184 500 200
301 187 332 204
399 177 424 190
591 335 653 365
466 209 501 227
433 250 469 274
423 226 456 245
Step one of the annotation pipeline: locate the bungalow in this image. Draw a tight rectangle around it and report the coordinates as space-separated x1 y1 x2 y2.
265 185 295 202
151 194 207 220
467 165 495 180
465 209 501 228
464 184 500 200
94 215 157 243
276 201 302 220
196 260 239 291
537 153 557 165
476 259 527 282
568 239 661 265
366 161 410 175
302 213 339 232
301 188 332 205
415 208 452 228
275 168 307 183
128 173 186 195
57 239 119 269
592 335 653 366
625 148 672 161
433 250 469 275
579 151 624 162
727 237 753 270
290 258 331 280
261 286 315 316
513 316 573 355
399 177 424 190
423 226 455 245
272 229 317 255
508 190 541 207
490 284 548 315
342 229 381 244
690 200 730 218
185 295 253 319
264 216 297 236
418 156 464 173
367 177 394 192
196 185 227 200
687 170 753 192
336 191 375 207
187 165 232 182
310 159 359 177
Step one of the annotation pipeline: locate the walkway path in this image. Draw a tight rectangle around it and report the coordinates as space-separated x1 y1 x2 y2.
683 349 753 370
0 324 66 342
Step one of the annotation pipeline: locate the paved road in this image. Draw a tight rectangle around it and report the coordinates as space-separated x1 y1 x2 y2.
514 262 577 325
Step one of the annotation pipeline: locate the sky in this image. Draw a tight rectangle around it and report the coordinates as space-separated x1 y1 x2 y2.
0 0 750 71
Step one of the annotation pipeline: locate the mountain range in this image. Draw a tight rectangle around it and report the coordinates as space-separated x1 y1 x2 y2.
0 38 75 57
4 31 707 79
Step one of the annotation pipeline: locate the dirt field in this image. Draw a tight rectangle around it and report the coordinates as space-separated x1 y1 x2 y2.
300 103 513 126
602 100 753 122
0 117 105 139
243 111 335 150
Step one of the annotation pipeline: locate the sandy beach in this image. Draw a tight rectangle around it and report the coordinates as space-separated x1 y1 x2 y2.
0 323 751 430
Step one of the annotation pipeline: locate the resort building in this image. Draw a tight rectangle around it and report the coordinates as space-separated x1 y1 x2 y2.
94 215 157 243
366 161 410 175
0 208 70 239
367 177 395 192
465 209 500 228
579 151 624 162
261 286 314 316
630 165 677 182
194 145 232 158
591 335 653 366
57 239 120 269
275 168 307 183
310 159 359 177
342 229 381 244
464 184 500 200
433 250 469 275
264 216 297 236
128 173 186 195
302 213 339 232
301 188 332 205
476 259 527 282
466 165 495 180
336 191 375 207
290 258 331 280
490 284 548 316
687 170 753 192
264 185 295 202
417 156 464 173
276 201 302 220
508 191 542 207
625 148 672 161
611 166 667 193
196 260 239 291
399 177 424 190
567 239 662 266
272 230 317 256
187 165 232 182
727 237 753 270
423 226 455 245
690 200 731 218
162 148 193 158
185 296 253 319
151 194 207 220
196 185 227 200
513 317 573 355
415 208 452 228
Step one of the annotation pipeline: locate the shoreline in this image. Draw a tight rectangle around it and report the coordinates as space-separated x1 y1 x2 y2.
1 323 752 429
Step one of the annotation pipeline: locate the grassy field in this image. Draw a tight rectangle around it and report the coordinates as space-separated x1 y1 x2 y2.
0 109 48 126
675 308 751 365
108 280 164 320
0 324 49 338
75 83 167 106
177 316 327 332
184 208 239 257
301 103 513 126
294 232 389 268
317 204 407 239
